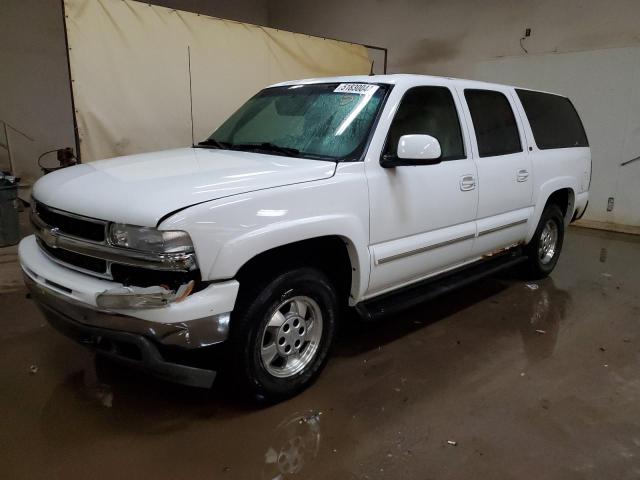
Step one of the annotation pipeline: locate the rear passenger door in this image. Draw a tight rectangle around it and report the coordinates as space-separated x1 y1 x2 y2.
459 88 533 255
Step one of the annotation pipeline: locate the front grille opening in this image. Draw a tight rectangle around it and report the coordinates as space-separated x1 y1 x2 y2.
113 341 143 361
37 238 201 289
44 279 72 294
159 342 224 370
40 241 107 275
96 338 143 361
35 202 106 242
110 263 200 290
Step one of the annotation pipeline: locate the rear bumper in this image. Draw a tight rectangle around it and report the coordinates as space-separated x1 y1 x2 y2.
574 200 589 221
572 191 589 222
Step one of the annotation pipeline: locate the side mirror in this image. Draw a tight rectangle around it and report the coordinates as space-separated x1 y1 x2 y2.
381 134 442 168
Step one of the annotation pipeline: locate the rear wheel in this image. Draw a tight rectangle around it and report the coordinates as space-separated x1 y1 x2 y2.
523 204 565 279
229 267 338 401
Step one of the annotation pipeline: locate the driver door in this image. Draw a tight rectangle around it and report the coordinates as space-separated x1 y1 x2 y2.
365 84 479 297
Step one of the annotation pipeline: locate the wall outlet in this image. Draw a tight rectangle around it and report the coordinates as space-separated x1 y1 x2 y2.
607 197 615 212
525 28 531 37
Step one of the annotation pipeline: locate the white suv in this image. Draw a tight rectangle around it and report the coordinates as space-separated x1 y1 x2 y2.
20 75 590 400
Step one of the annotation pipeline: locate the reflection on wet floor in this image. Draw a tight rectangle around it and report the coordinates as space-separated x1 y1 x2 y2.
2 226 640 479
600 247 608 263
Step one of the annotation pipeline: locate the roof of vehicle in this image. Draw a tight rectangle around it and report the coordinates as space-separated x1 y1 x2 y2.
270 74 564 98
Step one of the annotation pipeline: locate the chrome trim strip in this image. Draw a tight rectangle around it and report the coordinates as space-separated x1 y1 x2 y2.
33 200 109 244
34 200 108 226
376 218 529 265
377 233 476 265
31 210 196 272
478 219 528 237
36 237 113 280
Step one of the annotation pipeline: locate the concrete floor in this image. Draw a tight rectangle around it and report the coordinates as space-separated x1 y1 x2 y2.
1 224 639 479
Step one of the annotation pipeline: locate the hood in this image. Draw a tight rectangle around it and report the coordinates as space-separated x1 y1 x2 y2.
33 148 336 226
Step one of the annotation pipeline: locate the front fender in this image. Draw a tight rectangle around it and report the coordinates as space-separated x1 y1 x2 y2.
213 212 367 276
159 163 371 302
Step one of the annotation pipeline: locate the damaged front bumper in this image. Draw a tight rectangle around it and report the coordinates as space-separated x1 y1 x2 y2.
19 235 240 388
32 283 218 388
95 282 196 309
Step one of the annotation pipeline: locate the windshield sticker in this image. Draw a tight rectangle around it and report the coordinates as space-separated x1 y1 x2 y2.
334 83 379 95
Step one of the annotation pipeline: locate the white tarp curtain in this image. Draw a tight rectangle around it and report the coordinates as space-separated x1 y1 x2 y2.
64 0 372 161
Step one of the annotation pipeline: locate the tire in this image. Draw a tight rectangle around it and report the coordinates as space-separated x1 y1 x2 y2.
523 204 565 279
228 267 338 401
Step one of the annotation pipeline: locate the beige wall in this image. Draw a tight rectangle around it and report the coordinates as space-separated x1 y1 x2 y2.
5 0 640 225
150 0 268 25
0 0 75 183
0 0 268 183
269 0 640 228
269 0 640 76
64 0 370 162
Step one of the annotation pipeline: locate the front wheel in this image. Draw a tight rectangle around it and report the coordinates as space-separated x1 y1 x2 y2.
229 267 338 401
523 204 565 279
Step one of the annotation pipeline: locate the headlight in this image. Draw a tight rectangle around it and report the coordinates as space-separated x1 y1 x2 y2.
109 224 194 254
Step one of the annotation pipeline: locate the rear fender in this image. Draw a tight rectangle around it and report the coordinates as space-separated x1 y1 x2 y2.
527 177 577 243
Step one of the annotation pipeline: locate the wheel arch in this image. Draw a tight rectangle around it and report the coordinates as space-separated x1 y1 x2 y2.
233 235 362 306
526 178 577 243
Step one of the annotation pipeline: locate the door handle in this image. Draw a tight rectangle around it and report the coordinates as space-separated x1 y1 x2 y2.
517 169 529 182
460 174 476 191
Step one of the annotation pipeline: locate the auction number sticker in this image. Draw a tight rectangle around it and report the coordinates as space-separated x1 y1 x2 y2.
334 83 379 95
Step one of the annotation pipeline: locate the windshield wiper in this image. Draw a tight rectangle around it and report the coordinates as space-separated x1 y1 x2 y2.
230 142 300 157
195 138 230 149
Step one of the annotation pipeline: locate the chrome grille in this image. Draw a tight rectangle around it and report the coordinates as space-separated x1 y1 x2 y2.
33 201 107 243
32 202 112 278
38 239 108 276
30 200 197 282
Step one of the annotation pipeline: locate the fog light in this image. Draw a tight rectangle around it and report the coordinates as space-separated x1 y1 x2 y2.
96 281 194 309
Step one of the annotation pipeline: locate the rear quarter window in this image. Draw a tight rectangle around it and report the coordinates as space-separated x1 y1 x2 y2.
516 89 588 149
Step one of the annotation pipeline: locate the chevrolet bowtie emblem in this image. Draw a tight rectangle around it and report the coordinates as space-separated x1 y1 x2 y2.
42 227 60 247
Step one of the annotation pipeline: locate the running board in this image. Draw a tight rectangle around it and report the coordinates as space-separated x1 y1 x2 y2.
356 250 527 321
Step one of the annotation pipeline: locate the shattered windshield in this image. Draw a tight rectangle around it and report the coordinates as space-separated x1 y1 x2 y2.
201 83 388 161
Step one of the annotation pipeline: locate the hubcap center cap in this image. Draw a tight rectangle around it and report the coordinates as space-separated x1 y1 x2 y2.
276 314 307 356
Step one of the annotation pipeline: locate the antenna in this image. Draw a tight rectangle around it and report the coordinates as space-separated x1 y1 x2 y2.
188 45 195 146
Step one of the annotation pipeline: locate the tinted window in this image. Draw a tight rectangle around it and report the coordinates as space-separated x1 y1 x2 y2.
464 89 522 157
516 89 588 149
384 87 465 161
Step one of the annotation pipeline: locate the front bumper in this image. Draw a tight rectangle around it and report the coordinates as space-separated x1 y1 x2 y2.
31 280 217 388
19 235 240 388
19 235 239 347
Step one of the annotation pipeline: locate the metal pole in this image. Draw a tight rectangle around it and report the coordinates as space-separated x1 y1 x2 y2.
188 45 195 146
3 122 14 174
362 45 388 74
60 0 82 162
